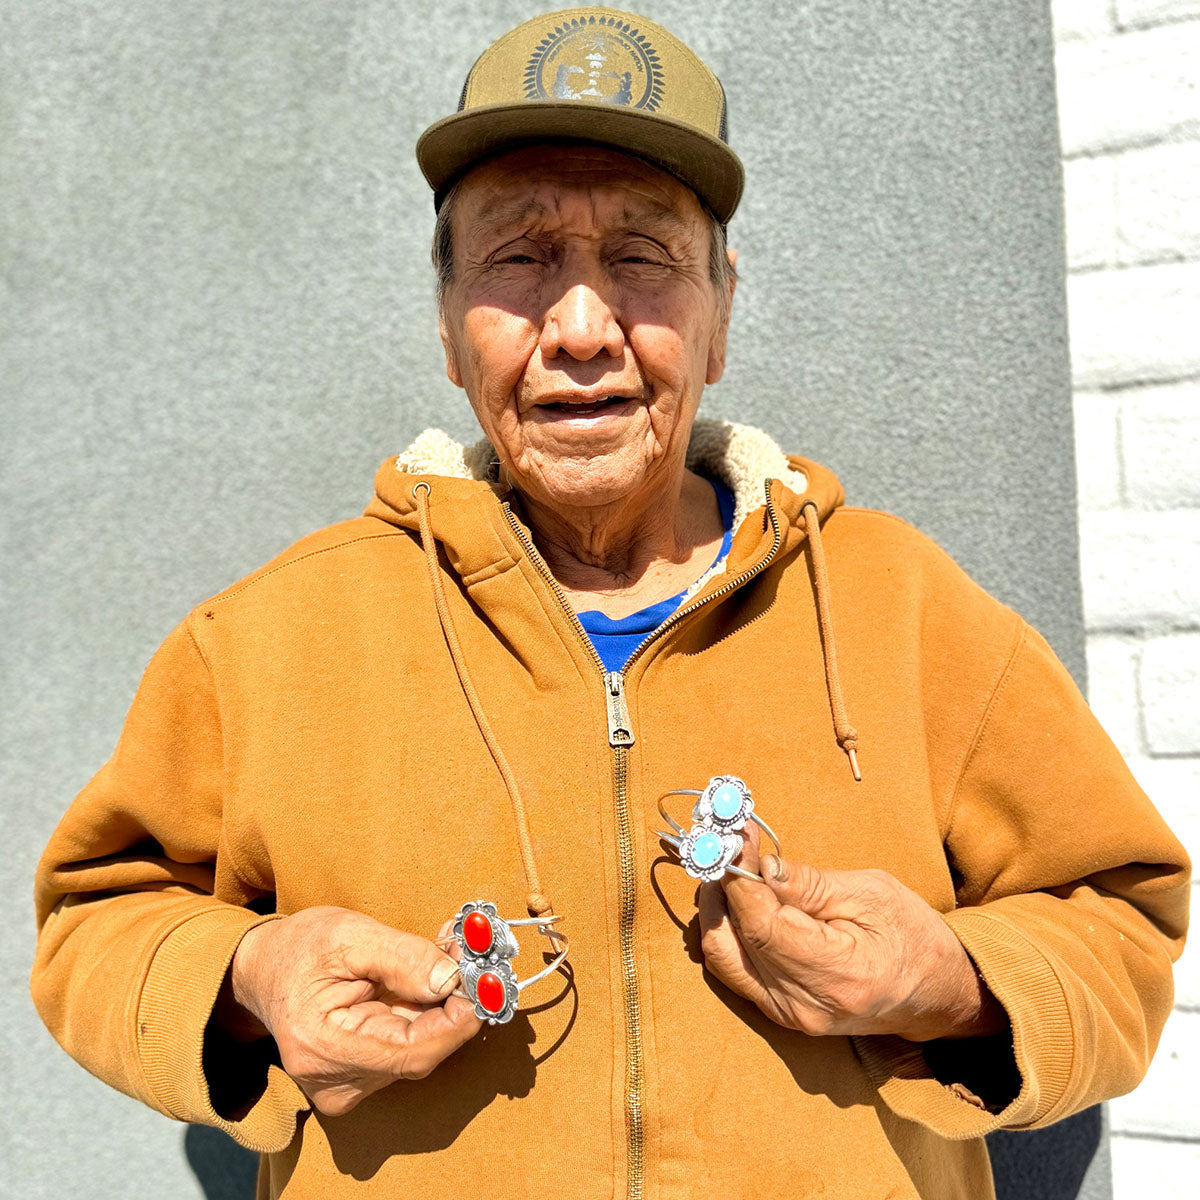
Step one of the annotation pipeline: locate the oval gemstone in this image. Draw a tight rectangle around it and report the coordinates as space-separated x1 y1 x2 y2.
711 783 744 821
476 971 506 1014
463 911 494 955
690 830 724 870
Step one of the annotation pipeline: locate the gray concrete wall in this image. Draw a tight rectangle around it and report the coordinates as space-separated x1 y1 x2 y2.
1 1 1096 1196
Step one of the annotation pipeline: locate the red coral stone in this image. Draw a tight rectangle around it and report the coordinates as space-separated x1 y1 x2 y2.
463 911 494 954
476 971 506 1014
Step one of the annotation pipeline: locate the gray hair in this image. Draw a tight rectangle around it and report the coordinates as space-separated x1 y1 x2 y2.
432 174 737 312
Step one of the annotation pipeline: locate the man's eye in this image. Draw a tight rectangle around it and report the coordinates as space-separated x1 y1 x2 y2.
495 253 539 265
615 249 667 267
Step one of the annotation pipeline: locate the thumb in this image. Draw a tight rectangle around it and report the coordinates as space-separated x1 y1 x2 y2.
758 859 872 923
342 924 461 1003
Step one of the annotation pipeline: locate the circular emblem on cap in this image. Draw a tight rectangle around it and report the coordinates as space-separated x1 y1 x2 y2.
523 15 664 112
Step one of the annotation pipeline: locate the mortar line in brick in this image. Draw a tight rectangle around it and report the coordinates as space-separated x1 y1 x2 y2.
1090 371 1200 395
1109 149 1121 272
1112 400 1128 505
1069 250 1200 276
1076 139 1200 166
1116 13 1200 36
1110 1130 1200 1146
1062 130 1200 162
1085 622 1200 637
1132 634 1151 755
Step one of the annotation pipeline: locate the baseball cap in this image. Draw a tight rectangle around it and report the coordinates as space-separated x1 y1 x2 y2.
416 7 744 223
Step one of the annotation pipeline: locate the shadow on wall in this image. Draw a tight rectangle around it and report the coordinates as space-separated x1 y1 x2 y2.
185 1107 1103 1199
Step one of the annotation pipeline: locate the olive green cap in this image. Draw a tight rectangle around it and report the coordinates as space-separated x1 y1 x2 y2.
416 7 744 222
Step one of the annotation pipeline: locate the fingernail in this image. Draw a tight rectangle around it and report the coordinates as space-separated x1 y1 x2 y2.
429 960 460 997
763 855 787 883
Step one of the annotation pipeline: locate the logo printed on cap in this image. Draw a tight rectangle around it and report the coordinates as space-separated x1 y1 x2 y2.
523 16 664 111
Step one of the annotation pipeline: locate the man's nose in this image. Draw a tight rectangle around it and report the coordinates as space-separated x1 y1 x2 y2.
539 270 625 362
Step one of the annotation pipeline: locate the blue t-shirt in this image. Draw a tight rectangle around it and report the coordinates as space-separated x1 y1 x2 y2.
578 478 735 674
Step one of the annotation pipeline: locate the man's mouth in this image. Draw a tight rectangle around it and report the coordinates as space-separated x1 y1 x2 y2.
541 395 636 415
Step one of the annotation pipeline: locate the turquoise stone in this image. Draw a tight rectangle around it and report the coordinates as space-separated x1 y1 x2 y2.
690 830 724 869
711 783 744 821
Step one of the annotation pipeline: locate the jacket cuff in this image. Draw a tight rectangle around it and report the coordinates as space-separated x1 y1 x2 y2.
136 905 308 1153
852 909 1074 1138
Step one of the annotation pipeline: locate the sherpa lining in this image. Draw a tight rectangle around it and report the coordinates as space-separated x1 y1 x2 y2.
393 418 808 533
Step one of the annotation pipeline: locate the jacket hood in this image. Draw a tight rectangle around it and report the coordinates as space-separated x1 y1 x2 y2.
363 418 845 548
362 419 862 793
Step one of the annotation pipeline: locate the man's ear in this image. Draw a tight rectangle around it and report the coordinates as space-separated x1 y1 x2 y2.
438 312 464 390
706 249 738 385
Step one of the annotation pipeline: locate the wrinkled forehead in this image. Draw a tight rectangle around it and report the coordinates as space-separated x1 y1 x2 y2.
451 143 708 242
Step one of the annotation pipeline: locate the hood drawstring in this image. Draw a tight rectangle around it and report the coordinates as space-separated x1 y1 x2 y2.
801 499 862 782
412 482 554 918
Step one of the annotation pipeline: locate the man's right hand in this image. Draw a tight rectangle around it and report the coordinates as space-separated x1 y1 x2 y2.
224 906 481 1116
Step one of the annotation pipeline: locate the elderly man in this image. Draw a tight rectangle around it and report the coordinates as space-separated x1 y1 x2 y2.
32 8 1189 1200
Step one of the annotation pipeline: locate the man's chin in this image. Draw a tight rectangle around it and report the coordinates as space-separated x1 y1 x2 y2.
515 445 657 512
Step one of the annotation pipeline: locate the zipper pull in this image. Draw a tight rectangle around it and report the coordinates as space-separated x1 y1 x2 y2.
605 672 635 748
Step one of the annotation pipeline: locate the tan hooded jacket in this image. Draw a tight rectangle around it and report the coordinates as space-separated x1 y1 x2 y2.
32 420 1190 1200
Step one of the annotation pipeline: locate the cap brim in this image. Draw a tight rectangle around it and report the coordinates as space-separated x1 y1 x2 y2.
417 102 744 224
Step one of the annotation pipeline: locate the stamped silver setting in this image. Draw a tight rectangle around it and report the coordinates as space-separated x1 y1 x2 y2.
460 956 521 1024
677 825 744 882
440 900 569 1027
656 775 784 884
694 774 755 831
452 901 520 962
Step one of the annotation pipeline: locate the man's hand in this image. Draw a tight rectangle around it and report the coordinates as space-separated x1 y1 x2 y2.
222 906 481 1115
696 828 1008 1042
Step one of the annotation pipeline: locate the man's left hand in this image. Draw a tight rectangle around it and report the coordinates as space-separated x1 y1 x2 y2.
696 827 1009 1042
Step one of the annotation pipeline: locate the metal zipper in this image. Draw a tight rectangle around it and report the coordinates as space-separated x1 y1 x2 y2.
501 480 784 1200
605 671 635 747
611 736 643 1197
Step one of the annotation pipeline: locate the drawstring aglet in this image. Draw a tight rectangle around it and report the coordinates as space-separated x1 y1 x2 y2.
846 745 862 783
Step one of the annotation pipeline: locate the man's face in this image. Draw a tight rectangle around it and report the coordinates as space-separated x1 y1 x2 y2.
438 144 734 511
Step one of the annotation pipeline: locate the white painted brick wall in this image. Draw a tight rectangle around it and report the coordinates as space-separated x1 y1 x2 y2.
1063 156 1117 269
1175 919 1200 1010
1117 143 1200 264
1072 392 1123 508
1067 261 1200 388
1111 1137 1200 1200
1083 635 1142 754
1116 0 1200 30
1126 759 1200 876
1141 636 1200 752
1056 23 1200 157
1109 1011 1200 1138
1122 381 1200 509
1065 145 1200 269
1079 510 1200 628
1055 0 1200 1189
1053 0 1114 41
